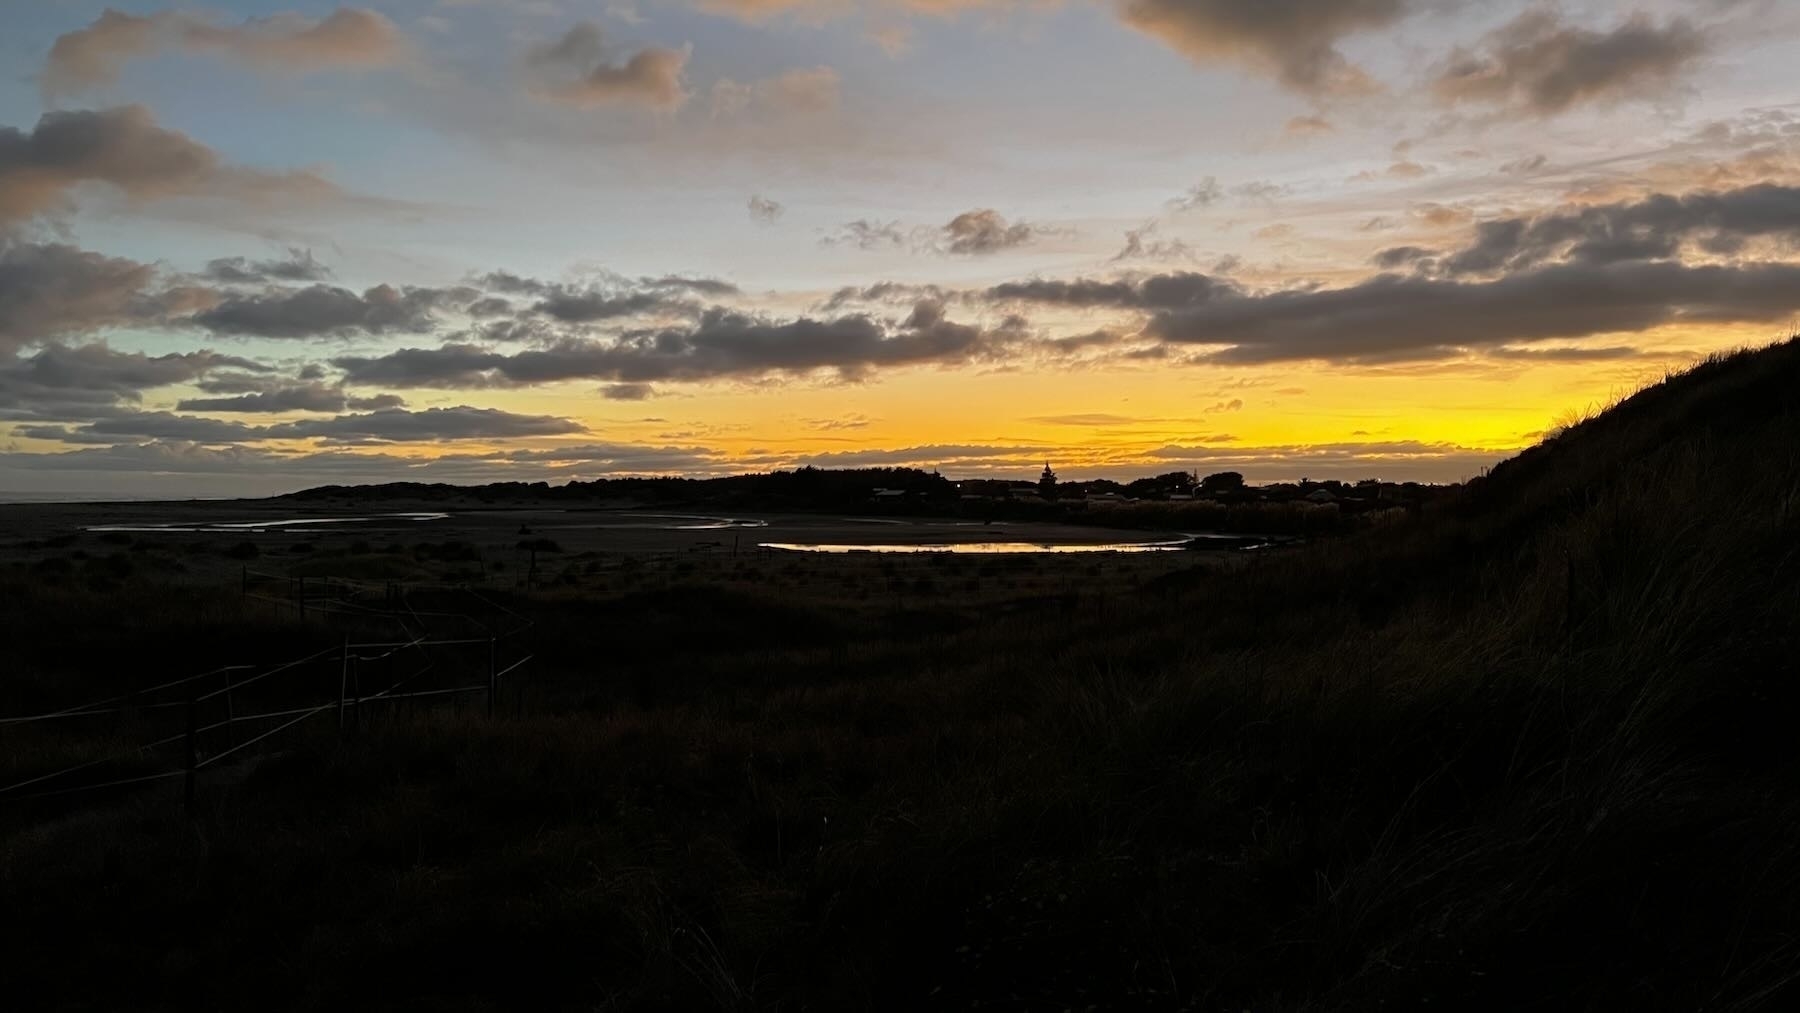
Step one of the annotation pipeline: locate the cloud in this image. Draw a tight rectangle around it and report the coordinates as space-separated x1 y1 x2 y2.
794 443 1057 469
1168 177 1223 211
533 288 685 323
819 281 950 311
1500 153 1549 175
823 219 908 250
987 176 1800 365
712 66 841 116
1372 245 1438 270
1119 0 1415 96
748 194 784 223
0 105 341 225
938 208 1048 255
602 383 656 400
42 7 404 99
0 343 265 420
333 300 1017 387
1433 8 1709 116
201 248 331 284
641 275 741 297
269 406 586 444
188 284 457 338
1113 222 1195 262
26 405 585 446
175 381 403 414
1438 182 1800 276
988 271 1232 310
525 22 689 109
1141 259 1800 363
0 240 168 353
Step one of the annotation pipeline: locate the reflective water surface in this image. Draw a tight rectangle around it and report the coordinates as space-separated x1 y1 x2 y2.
86 512 451 533
761 540 1191 554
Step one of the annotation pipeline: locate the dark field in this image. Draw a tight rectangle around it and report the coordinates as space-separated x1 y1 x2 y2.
6 340 1800 1010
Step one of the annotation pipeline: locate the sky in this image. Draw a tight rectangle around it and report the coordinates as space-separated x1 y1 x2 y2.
2 0 1798 498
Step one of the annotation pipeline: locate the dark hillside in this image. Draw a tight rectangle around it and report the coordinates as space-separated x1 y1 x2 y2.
4 338 1800 1010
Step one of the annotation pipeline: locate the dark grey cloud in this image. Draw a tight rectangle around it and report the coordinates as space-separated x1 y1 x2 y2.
0 343 265 420
1433 9 1709 116
268 406 585 444
641 275 741 297
988 272 1233 310
524 21 688 109
333 301 1015 388
1120 0 1415 96
534 289 681 323
475 270 545 296
466 297 514 318
42 8 403 99
1440 182 1800 276
202 248 331 284
176 382 404 414
0 240 182 354
820 282 952 312
601 383 655 400
1373 246 1439 270
25 411 260 445
188 283 454 338
0 105 335 224
468 271 714 323
1142 259 1800 363
25 405 584 446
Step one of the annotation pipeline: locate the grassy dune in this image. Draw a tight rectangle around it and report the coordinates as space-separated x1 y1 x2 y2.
4 339 1800 1010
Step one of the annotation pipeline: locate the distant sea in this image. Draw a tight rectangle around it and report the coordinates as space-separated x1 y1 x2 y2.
0 491 233 504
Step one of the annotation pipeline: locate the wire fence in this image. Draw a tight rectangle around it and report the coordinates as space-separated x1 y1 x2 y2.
1 580 533 815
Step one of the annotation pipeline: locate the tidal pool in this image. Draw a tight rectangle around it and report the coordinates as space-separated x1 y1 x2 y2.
760 540 1191 554
86 512 451 534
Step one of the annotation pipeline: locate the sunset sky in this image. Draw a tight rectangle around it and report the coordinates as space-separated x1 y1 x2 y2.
3 0 1798 497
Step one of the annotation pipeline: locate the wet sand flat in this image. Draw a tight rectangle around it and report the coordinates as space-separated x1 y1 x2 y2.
0 498 1194 560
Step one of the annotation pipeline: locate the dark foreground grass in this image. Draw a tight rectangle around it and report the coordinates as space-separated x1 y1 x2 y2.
6 339 1800 1010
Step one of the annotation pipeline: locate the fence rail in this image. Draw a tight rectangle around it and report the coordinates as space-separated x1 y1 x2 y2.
2 580 533 815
